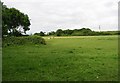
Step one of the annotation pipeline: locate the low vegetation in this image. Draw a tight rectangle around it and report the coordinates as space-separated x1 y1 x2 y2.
2 36 46 47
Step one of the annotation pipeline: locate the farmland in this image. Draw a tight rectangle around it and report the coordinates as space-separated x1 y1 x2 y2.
2 35 118 81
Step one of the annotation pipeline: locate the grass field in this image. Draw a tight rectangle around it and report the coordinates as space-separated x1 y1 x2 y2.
3 35 118 81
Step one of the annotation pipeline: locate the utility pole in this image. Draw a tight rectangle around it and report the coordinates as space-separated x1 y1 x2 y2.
99 25 101 32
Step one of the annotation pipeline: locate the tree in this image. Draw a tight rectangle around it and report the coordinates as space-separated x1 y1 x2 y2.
48 31 55 36
63 29 73 35
2 2 31 36
39 31 45 36
34 31 45 36
56 29 63 36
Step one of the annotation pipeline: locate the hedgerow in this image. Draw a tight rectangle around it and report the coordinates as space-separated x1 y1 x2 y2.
3 36 46 47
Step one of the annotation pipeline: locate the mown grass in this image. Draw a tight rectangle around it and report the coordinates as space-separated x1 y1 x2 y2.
2 36 118 81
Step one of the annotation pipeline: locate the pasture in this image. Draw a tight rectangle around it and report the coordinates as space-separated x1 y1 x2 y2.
2 35 118 81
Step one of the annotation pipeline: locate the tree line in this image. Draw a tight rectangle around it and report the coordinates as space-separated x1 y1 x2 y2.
34 28 120 36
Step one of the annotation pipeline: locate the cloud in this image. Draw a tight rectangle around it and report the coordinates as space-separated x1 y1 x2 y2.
1 0 119 34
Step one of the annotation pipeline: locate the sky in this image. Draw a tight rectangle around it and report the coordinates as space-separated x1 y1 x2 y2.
1 0 119 34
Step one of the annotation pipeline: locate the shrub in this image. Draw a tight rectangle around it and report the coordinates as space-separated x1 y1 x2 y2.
2 36 46 47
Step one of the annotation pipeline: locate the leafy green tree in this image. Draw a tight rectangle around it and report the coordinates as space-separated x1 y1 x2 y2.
2 2 31 36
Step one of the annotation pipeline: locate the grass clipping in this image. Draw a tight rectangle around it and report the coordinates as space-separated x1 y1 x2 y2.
3 36 46 47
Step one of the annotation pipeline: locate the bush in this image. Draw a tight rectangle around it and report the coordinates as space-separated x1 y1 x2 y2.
3 36 46 47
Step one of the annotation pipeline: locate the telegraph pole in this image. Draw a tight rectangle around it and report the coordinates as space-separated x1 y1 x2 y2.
99 25 101 32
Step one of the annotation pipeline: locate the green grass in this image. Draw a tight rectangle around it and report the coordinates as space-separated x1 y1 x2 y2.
3 35 118 81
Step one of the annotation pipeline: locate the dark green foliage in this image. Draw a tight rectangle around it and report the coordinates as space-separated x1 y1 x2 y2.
48 31 56 36
39 31 45 36
71 28 93 36
34 31 45 36
56 29 63 36
34 28 119 36
68 50 73 53
3 36 46 47
11 29 22 37
47 28 119 36
63 29 73 36
2 2 31 36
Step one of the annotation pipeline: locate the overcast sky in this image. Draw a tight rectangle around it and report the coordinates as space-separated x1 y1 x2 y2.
2 0 119 34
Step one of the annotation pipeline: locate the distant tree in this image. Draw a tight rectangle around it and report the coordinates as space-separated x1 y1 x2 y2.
39 31 45 36
34 31 45 36
56 29 63 36
48 31 55 36
63 29 73 35
36 28 117 36
2 2 31 36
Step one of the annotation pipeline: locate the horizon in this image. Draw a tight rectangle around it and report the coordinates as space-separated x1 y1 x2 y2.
31 27 119 34
26 27 120 35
